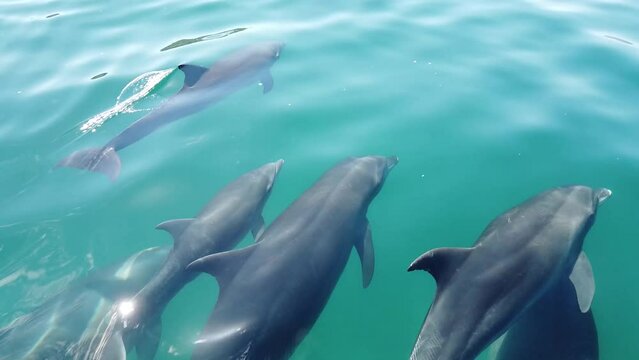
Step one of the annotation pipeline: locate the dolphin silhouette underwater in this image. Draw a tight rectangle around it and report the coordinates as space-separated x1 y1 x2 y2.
493 276 599 360
407 185 611 360
58 41 284 180
187 156 398 360
0 246 170 360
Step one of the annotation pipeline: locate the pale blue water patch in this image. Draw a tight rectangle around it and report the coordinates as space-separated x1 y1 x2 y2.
1 0 639 359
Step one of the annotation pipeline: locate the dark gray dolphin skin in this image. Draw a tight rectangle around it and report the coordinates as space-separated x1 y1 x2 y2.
118 160 284 344
407 185 611 360
58 42 284 180
494 277 599 360
0 246 170 360
187 155 398 360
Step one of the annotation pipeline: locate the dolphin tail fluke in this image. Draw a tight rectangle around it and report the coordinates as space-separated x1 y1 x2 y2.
57 147 121 181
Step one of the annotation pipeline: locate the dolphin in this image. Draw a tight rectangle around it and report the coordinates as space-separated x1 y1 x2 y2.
493 276 599 360
58 42 284 180
187 155 398 360
407 185 611 360
0 246 170 360
117 160 283 343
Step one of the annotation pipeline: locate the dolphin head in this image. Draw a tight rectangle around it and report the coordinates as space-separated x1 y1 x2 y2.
558 185 612 215
257 159 284 193
362 155 398 183
257 41 285 63
344 156 398 202
551 185 612 250
205 159 284 218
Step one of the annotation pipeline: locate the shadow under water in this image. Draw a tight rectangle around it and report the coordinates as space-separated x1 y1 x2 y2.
160 27 247 52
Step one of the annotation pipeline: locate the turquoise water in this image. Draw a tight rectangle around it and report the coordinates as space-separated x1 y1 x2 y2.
1 0 638 358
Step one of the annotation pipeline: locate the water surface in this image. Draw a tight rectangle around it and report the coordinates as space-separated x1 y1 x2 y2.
1 0 638 358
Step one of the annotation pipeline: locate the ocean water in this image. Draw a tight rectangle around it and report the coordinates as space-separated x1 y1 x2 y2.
1 0 638 359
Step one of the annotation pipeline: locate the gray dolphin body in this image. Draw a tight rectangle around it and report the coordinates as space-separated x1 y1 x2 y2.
408 185 611 360
58 42 284 180
494 277 599 360
188 156 398 360
0 246 170 360
119 161 283 344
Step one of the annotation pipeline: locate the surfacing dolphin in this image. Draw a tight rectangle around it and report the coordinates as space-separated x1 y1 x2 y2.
58 42 284 180
0 246 169 360
407 185 611 360
117 160 283 345
493 276 599 360
187 155 398 360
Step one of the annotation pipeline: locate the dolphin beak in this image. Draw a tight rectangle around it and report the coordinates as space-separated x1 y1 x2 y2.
386 156 399 171
596 188 612 204
273 159 284 175
275 42 285 58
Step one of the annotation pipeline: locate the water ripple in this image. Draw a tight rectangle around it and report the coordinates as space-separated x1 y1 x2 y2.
79 68 175 133
160 27 247 52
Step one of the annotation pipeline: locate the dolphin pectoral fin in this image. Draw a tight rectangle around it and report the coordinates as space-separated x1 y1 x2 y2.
156 218 194 242
187 244 258 290
261 72 274 93
178 64 208 87
251 215 266 242
355 222 374 288
136 317 162 360
407 247 473 286
569 251 595 313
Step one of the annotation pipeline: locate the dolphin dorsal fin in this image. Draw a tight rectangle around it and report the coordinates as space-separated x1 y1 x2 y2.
178 64 208 87
569 251 595 313
156 218 194 242
354 221 374 288
407 247 473 285
187 244 258 290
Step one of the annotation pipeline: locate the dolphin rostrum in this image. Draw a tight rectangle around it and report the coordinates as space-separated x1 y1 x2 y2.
187 156 398 360
0 246 170 360
58 42 284 180
116 160 284 350
407 185 611 360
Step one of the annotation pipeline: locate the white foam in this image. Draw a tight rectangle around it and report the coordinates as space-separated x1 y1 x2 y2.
79 68 175 133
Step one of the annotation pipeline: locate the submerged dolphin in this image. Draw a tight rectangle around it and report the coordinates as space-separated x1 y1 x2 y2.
58 42 284 180
407 185 611 360
494 277 599 360
118 160 283 340
188 156 398 360
0 246 170 360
